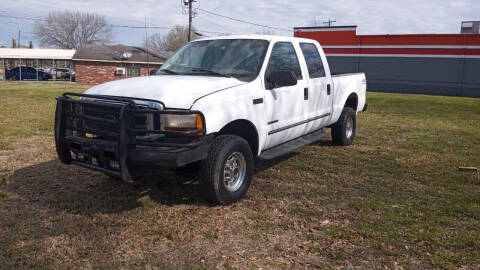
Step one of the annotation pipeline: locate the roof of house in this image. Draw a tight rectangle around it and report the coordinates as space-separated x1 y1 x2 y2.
0 48 76 60
73 45 167 64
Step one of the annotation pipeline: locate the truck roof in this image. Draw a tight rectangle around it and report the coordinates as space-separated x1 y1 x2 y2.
193 34 318 44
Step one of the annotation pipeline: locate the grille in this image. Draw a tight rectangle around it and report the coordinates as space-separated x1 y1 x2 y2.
65 99 163 142
67 102 122 139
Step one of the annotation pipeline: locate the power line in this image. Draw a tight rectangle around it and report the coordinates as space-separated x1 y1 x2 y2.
110 24 172 30
0 8 44 20
196 13 233 34
0 13 175 31
14 0 147 25
0 12 224 37
0 12 176 30
0 13 44 22
197 8 292 32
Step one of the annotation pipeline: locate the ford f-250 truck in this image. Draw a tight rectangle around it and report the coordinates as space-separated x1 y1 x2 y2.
55 35 367 205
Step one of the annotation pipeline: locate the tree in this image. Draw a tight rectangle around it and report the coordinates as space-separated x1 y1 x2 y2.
34 10 112 49
144 25 198 54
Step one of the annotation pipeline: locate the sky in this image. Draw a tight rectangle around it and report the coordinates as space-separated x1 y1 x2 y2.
0 0 479 48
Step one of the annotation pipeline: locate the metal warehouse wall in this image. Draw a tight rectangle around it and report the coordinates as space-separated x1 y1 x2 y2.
294 26 480 98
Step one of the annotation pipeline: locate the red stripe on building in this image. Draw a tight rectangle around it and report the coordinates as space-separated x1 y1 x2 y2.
323 48 480 56
294 28 480 47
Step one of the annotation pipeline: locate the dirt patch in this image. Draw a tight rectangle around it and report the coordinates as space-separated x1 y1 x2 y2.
0 136 57 176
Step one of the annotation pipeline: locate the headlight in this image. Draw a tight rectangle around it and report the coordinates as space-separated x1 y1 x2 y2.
161 114 204 134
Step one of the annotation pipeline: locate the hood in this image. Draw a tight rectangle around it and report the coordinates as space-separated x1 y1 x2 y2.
84 75 246 109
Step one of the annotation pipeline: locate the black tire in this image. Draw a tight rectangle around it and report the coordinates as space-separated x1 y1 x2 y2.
11 75 19 81
200 135 254 205
331 107 356 146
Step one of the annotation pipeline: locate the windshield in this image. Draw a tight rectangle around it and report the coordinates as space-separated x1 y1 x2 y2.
157 39 269 81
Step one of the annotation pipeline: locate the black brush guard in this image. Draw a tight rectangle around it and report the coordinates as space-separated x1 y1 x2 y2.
54 92 212 182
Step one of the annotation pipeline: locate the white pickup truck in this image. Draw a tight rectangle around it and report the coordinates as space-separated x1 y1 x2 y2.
55 35 367 204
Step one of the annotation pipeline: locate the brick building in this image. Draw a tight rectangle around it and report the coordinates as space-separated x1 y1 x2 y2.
73 45 166 84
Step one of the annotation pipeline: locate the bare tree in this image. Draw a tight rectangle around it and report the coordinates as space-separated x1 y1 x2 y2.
144 25 198 54
34 10 112 49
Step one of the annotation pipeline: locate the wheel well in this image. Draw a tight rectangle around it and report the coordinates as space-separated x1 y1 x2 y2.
345 93 358 111
218 120 259 155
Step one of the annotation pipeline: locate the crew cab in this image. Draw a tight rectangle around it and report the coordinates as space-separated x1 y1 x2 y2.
55 35 366 205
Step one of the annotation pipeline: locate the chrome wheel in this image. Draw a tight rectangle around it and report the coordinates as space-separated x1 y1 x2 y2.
223 152 246 192
346 116 354 139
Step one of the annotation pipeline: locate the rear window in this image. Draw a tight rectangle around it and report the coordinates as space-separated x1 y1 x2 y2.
300 43 325 78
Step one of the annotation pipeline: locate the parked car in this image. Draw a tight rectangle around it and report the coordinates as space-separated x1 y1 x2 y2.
149 69 158 75
6 66 52 81
54 35 367 204
54 68 75 81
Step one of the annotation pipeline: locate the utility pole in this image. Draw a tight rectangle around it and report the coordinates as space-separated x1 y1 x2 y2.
145 17 150 73
186 0 195 41
18 30 21 48
323 18 337 27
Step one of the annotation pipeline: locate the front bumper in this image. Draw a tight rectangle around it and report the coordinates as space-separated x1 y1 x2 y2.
55 92 210 182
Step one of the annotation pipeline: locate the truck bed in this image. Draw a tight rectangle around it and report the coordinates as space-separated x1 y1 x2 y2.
331 72 366 78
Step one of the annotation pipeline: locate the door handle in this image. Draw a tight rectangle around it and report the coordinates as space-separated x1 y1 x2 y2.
327 84 331 95
253 98 263 105
304 87 308 100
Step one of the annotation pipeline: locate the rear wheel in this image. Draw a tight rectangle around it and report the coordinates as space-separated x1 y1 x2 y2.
11 75 19 81
331 107 356 146
200 135 253 205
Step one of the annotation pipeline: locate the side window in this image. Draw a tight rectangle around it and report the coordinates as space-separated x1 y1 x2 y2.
300 43 325 78
266 42 302 80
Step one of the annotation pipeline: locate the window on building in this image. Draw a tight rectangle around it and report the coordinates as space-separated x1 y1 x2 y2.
266 42 303 80
300 43 325 78
127 66 140 78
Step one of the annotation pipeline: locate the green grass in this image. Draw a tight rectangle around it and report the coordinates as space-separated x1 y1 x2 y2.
0 82 479 269
0 82 88 149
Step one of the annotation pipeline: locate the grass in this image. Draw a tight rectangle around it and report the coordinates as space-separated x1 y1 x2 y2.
0 82 88 149
0 81 479 269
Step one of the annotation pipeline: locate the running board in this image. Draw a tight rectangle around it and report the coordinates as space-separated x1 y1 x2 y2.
258 129 327 160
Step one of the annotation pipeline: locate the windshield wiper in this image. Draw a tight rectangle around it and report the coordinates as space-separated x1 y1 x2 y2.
159 69 179 75
191 69 232 78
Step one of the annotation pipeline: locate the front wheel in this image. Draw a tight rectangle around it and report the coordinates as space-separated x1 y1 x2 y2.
200 135 254 205
331 107 356 146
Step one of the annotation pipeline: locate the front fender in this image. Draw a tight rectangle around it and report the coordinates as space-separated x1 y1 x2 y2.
190 78 266 156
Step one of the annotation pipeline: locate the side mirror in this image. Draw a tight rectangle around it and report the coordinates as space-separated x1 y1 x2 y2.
266 70 297 90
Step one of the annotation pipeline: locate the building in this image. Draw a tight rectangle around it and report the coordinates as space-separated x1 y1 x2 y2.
294 25 480 98
73 45 166 84
461 21 480 34
0 48 75 81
